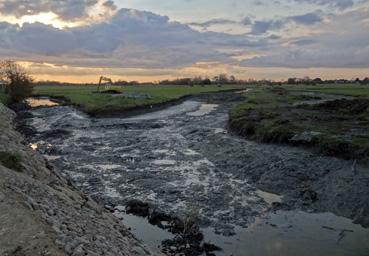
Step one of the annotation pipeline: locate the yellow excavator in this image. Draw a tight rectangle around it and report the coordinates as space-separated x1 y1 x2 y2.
97 76 113 93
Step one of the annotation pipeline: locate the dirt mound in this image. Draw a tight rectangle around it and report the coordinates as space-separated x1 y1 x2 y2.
98 89 121 94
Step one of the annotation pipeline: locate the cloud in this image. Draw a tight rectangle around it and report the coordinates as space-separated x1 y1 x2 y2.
250 12 323 34
0 8 268 69
251 20 284 34
288 12 323 25
0 0 116 20
189 12 323 35
0 1 366 73
241 8 369 68
189 18 239 28
292 0 354 10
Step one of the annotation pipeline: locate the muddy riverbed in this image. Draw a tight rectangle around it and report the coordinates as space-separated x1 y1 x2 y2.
24 93 369 255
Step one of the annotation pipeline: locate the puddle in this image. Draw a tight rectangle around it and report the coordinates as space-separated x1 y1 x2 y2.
183 149 200 156
44 155 61 161
113 210 369 256
26 97 59 107
187 103 218 116
97 164 122 171
203 211 369 256
114 211 174 253
125 101 201 121
256 190 283 205
236 88 253 94
153 159 177 166
214 128 226 134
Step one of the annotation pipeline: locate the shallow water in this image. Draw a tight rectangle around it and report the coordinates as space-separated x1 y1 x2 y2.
187 103 218 116
26 97 59 107
114 207 369 256
26 95 369 255
204 210 369 256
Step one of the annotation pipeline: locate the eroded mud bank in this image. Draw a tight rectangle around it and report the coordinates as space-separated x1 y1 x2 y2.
24 92 369 255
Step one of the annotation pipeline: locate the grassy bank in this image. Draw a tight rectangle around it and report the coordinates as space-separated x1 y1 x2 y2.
287 84 369 98
34 84 247 115
229 86 369 159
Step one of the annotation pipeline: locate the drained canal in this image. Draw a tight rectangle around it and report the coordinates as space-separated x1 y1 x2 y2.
25 93 369 256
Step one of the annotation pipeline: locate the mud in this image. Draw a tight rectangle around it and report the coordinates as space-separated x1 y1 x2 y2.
23 91 369 255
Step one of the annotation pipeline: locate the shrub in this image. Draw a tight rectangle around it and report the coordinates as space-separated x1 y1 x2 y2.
0 61 33 104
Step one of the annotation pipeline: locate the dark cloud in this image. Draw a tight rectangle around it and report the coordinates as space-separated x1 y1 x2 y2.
251 20 284 34
292 0 354 10
249 12 323 34
288 12 323 25
0 8 267 68
189 12 323 34
189 19 239 28
241 8 369 68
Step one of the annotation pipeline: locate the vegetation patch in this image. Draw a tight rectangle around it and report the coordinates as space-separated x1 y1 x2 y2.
33 84 248 116
286 84 369 98
0 151 23 172
0 61 33 105
229 86 369 159
0 91 8 105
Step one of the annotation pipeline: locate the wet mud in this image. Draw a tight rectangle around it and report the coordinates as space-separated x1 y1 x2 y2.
24 93 369 256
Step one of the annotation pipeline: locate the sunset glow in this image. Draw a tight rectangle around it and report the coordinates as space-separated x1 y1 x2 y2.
0 0 368 82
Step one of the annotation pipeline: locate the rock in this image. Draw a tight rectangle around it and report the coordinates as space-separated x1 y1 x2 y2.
353 207 369 228
301 189 318 204
203 243 222 252
148 210 171 227
126 200 150 217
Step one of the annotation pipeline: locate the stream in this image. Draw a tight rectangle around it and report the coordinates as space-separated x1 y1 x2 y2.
26 93 369 256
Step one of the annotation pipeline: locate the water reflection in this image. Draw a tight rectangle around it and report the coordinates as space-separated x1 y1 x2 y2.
29 143 38 150
187 103 218 116
256 190 283 205
204 211 369 256
26 97 59 107
114 211 174 253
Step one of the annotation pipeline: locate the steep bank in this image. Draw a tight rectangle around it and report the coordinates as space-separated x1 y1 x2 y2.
0 102 152 255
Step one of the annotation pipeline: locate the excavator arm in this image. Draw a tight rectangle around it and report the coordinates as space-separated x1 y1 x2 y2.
97 76 113 92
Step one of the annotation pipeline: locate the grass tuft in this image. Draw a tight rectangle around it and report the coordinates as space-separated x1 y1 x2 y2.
0 151 22 172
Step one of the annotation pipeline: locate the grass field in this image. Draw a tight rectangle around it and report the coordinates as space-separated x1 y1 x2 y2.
287 84 369 98
230 85 369 159
33 84 249 115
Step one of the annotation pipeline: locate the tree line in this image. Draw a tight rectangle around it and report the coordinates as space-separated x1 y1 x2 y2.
33 74 369 87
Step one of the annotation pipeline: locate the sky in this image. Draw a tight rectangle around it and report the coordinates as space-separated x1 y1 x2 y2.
0 0 368 82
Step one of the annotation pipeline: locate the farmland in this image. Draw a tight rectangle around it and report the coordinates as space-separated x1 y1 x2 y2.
33 84 249 116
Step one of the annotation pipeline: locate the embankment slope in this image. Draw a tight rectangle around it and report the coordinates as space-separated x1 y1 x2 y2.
0 103 152 255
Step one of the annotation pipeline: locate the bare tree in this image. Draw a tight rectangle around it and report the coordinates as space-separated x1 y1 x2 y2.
0 61 33 103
